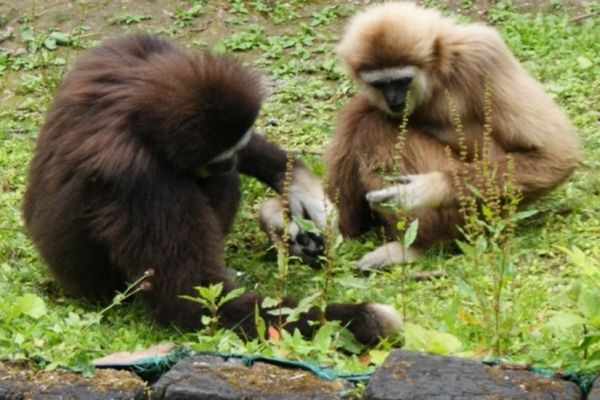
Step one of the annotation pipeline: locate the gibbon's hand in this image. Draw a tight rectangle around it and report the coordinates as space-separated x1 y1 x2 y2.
259 198 325 269
366 172 449 211
288 167 334 229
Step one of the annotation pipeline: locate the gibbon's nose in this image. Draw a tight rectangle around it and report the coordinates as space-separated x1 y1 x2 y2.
382 84 408 112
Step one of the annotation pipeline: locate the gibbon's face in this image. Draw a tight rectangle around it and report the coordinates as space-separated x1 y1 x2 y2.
359 66 427 117
195 127 253 178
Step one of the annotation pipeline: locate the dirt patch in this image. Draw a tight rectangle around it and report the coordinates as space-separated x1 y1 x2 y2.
0 0 592 46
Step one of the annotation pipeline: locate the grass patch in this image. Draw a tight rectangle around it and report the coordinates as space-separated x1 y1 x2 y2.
0 0 598 379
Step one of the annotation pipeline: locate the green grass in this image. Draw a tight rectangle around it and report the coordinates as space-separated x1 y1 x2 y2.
0 0 598 379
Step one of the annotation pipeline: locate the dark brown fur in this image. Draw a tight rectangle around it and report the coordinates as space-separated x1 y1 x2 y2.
23 34 400 343
326 2 580 253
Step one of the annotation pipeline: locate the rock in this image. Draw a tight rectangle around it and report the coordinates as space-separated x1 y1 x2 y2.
588 377 600 400
0 360 147 399
364 349 581 400
151 355 351 400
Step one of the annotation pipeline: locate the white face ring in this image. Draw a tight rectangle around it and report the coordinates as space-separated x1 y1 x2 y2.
209 127 253 163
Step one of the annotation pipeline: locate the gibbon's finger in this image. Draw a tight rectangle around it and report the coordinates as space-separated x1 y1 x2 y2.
365 186 403 204
289 189 330 228
385 175 412 184
367 172 449 210
356 242 421 272
289 167 330 228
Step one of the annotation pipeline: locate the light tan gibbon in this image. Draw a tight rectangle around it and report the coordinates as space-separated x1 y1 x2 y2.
324 1 580 271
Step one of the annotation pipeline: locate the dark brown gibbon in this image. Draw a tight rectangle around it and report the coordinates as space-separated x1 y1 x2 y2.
23 34 401 344
324 2 581 271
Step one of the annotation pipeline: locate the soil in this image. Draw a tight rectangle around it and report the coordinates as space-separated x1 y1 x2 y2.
0 0 591 45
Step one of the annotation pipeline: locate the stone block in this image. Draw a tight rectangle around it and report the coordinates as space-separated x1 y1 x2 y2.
151 355 351 400
0 360 147 399
364 350 581 400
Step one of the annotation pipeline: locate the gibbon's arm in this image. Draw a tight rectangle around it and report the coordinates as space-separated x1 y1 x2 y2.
367 146 579 211
238 132 331 267
237 132 331 228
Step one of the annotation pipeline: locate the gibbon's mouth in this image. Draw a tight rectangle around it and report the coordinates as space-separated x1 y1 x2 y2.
387 102 405 113
195 155 237 178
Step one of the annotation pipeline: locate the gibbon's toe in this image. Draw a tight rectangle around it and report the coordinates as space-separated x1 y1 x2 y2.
356 242 421 272
368 303 403 337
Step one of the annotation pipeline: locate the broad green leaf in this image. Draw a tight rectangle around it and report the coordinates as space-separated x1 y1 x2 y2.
266 307 293 317
201 315 212 326
403 322 429 351
43 37 57 50
293 216 320 235
285 292 320 323
404 323 462 355
197 283 223 302
16 293 47 319
313 323 333 351
49 31 70 45
428 332 462 354
262 296 282 309
512 209 539 221
403 219 419 248
577 56 592 69
547 312 585 330
20 26 34 42
369 349 390 365
579 333 600 350
219 287 245 305
455 240 475 256
336 327 364 354
577 290 600 319
337 276 369 289
254 303 266 340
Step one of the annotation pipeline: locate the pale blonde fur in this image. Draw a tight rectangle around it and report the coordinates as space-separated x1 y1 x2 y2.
325 1 580 268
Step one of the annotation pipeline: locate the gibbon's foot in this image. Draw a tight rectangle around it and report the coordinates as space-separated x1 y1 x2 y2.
324 303 403 344
356 241 421 272
259 198 325 268
366 172 450 211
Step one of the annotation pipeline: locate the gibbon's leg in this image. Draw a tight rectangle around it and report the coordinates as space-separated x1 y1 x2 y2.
356 206 464 271
356 130 465 271
219 292 402 345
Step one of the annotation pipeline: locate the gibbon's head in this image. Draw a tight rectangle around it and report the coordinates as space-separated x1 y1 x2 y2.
118 35 264 173
337 1 449 117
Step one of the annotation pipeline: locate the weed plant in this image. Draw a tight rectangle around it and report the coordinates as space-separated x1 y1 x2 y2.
447 79 528 356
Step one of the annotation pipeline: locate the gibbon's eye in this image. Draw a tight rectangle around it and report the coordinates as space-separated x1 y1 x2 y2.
370 80 387 90
397 76 413 87
370 76 413 91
